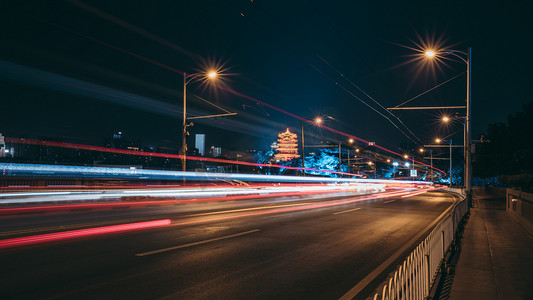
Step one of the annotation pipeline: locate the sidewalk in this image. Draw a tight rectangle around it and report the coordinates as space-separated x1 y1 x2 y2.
447 192 533 300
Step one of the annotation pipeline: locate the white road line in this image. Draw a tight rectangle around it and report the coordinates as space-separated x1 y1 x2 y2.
383 200 395 204
136 229 260 257
333 207 361 215
401 191 427 198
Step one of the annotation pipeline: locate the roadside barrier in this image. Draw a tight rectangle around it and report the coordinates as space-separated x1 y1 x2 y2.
372 192 468 300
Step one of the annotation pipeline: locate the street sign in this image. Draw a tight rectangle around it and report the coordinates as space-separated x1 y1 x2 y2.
410 169 417 177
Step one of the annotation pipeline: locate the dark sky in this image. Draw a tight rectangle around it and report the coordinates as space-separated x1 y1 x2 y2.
1 0 531 154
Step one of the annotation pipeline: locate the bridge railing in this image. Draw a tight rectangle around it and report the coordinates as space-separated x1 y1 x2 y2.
372 191 468 300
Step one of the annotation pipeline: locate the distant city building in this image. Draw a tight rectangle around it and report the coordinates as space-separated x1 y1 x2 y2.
0 133 5 158
195 134 205 156
274 128 299 161
210 145 222 157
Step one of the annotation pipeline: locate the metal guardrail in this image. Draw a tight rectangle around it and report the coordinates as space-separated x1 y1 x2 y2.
372 191 468 300
506 189 533 236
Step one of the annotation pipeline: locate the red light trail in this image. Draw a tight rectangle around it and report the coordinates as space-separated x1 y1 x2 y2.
0 219 171 249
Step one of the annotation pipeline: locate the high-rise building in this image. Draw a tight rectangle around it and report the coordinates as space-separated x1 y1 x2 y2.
195 134 205 156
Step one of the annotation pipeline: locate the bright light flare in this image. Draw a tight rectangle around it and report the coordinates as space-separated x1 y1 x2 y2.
208 71 217 78
442 116 450 122
314 117 322 124
425 50 436 57
435 138 442 143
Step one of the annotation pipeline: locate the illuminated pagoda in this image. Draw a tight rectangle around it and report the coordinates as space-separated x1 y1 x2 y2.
274 128 300 161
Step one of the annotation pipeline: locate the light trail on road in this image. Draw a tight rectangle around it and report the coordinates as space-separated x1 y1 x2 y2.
0 187 438 249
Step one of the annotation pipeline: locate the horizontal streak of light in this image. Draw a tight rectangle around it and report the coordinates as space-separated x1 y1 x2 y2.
4 138 362 177
1 189 430 248
333 207 362 215
0 187 366 215
168 189 421 227
1 162 431 188
0 183 384 206
136 229 260 257
0 219 171 249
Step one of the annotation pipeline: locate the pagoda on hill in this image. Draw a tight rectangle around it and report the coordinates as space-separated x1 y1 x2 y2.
274 128 300 161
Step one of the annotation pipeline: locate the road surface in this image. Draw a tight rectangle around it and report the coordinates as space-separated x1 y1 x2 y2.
0 189 456 299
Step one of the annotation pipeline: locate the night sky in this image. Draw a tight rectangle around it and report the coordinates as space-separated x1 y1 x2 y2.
1 0 531 154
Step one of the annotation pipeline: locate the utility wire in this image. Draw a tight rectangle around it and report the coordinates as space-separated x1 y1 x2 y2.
394 72 465 108
235 0 420 145
188 92 233 114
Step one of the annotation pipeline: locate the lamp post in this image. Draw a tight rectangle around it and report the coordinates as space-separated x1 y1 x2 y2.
392 161 399 179
426 47 472 205
301 120 305 176
436 138 453 187
347 138 354 174
182 71 217 172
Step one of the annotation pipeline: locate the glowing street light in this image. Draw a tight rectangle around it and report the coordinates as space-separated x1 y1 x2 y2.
425 46 472 204
425 50 436 57
442 116 450 122
182 70 218 172
348 138 354 144
314 117 323 124
404 154 409 159
434 138 453 187
419 148 424 153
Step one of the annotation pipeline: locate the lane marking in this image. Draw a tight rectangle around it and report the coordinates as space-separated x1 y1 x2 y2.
136 229 261 257
339 193 456 300
383 200 395 204
333 208 361 215
401 191 427 198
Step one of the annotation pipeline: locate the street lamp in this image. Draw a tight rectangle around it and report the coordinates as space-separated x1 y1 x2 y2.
182 71 217 172
426 47 472 204
392 161 399 178
300 117 329 176
436 138 453 187
347 138 354 174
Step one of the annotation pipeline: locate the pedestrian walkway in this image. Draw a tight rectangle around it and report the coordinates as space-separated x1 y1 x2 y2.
447 191 533 300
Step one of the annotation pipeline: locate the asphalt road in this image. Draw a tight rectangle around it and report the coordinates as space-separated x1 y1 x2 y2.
0 190 456 300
